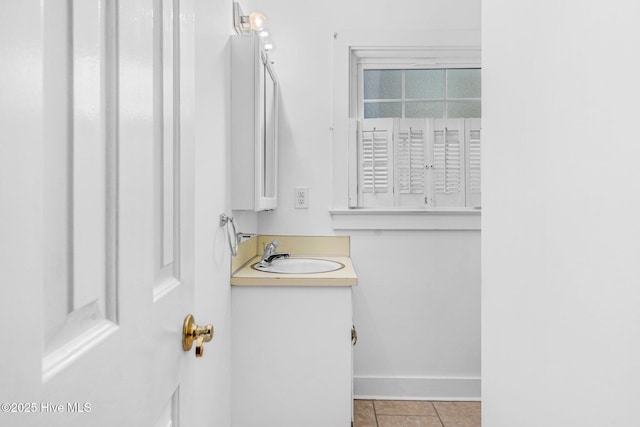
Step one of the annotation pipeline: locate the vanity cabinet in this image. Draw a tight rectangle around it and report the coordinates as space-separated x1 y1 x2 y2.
231 286 353 427
231 34 278 211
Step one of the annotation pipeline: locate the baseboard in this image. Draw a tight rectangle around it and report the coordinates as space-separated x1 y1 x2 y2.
353 376 481 401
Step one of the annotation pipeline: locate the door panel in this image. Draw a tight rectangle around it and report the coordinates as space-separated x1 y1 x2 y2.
155 0 181 296
42 0 118 383
0 0 197 425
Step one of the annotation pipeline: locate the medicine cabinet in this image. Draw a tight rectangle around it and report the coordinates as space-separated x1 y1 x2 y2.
231 34 279 211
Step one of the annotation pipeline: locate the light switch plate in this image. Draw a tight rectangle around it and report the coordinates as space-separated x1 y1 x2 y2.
295 187 308 209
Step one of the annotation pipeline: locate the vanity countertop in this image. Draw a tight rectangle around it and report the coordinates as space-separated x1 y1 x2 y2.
230 235 357 287
231 255 357 287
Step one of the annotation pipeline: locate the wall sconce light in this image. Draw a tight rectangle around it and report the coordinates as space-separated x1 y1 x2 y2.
233 2 267 34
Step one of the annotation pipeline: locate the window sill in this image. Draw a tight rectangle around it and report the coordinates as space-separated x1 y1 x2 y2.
329 208 481 230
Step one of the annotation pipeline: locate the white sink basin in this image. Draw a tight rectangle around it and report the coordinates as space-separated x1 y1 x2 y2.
253 258 344 274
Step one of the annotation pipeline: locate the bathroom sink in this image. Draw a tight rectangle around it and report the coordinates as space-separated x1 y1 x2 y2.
252 258 344 274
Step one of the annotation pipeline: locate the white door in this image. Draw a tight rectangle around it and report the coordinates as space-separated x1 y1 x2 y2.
0 0 203 426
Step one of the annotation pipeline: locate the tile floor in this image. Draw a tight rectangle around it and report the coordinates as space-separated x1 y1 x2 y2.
354 400 481 427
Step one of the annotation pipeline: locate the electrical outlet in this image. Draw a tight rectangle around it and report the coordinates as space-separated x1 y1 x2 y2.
295 187 308 209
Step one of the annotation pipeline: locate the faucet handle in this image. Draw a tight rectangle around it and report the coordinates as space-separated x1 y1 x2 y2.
262 239 280 252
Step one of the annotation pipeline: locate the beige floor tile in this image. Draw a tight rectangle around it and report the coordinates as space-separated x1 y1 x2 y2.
433 402 481 427
354 400 377 427
438 416 480 427
433 401 480 417
374 400 437 416
378 415 443 427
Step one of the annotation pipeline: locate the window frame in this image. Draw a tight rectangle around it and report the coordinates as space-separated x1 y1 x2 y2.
331 30 481 230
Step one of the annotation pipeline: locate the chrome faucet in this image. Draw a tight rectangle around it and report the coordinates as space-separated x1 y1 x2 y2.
257 240 290 267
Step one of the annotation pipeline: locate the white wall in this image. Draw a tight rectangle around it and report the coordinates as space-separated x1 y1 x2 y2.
483 1 640 425
345 230 481 399
238 0 481 398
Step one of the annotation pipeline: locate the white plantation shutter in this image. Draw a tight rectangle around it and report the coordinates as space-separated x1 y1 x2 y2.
465 118 481 207
395 119 428 207
431 119 466 207
353 117 480 208
359 118 394 207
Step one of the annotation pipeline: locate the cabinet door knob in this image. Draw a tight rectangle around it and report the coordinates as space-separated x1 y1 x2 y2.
351 325 358 346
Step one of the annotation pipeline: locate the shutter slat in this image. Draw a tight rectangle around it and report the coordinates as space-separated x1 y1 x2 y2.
469 128 481 195
361 126 391 195
432 119 466 207
464 118 481 207
359 119 394 206
397 124 425 196
434 128 461 196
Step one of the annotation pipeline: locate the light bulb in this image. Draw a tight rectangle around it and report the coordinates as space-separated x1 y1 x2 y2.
249 11 266 32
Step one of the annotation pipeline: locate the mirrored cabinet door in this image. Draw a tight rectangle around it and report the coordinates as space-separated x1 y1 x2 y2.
231 34 278 211
262 55 278 202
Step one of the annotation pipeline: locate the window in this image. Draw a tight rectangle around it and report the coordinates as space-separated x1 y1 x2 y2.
331 31 480 229
362 68 481 120
350 64 481 209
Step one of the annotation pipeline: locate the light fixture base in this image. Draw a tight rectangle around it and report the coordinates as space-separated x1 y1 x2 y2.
233 2 246 34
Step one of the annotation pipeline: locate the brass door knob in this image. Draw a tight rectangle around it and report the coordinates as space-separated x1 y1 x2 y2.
182 314 214 357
